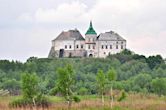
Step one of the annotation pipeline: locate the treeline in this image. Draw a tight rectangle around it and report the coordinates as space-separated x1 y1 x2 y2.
0 49 166 96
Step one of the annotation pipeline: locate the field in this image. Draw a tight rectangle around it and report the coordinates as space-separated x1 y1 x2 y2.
0 93 166 110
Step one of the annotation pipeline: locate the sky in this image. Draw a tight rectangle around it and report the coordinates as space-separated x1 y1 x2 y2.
0 0 166 62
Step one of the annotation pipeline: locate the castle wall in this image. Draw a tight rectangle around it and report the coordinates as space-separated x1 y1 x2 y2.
52 40 86 58
97 40 126 58
53 40 75 50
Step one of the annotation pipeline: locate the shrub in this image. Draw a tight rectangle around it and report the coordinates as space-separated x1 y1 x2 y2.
118 90 127 102
73 96 81 103
9 95 51 108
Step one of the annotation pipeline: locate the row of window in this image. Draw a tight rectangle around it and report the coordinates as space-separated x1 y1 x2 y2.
88 45 95 49
101 45 124 49
65 45 84 49
64 45 124 49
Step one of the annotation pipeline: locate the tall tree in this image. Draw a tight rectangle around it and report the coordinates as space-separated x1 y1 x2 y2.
22 73 38 105
107 68 117 108
96 69 106 105
56 64 78 108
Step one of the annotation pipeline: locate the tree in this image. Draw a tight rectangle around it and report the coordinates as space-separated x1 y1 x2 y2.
107 68 117 108
146 55 164 69
134 73 152 92
22 73 38 100
120 49 133 55
152 78 166 96
2 79 20 95
78 87 88 95
96 69 106 105
10 73 50 108
56 64 79 108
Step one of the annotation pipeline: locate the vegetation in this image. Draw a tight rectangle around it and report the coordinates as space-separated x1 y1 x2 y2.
0 49 165 109
0 93 166 110
9 73 50 108
53 64 80 108
96 69 106 105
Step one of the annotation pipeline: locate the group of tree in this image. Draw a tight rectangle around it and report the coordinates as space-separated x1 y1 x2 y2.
96 68 117 108
0 49 165 98
9 64 124 109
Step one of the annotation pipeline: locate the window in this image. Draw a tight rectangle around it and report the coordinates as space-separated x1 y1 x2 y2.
93 38 95 42
81 45 83 49
69 45 72 49
121 45 123 49
121 41 123 44
65 45 67 49
88 38 90 42
88 45 91 49
104 52 106 54
76 45 79 49
93 45 95 49
101 45 104 49
110 45 112 49
106 45 108 49
116 45 118 49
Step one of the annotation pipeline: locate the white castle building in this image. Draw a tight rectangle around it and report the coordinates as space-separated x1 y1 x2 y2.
48 21 126 58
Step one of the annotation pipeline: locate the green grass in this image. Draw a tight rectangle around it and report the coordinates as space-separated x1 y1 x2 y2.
79 95 99 100
48 96 64 102
0 93 166 110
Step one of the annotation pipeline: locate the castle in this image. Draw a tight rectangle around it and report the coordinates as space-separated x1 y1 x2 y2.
48 21 126 58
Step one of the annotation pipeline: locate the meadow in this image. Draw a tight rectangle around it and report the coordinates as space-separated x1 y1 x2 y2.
0 93 166 110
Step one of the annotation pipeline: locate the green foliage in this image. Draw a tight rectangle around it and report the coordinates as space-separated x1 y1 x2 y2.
118 90 127 102
78 87 88 95
73 96 81 103
120 49 133 55
55 64 80 107
146 55 164 69
21 73 38 99
2 79 20 95
9 94 50 108
96 69 106 94
152 78 166 96
133 73 152 90
0 51 166 97
9 98 33 108
10 73 50 108
107 68 117 81
56 64 75 98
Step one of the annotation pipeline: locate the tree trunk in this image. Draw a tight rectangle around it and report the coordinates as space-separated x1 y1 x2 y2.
67 100 72 110
110 86 113 109
101 93 104 106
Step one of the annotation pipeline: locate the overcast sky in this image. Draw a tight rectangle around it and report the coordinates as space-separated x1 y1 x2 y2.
0 0 166 62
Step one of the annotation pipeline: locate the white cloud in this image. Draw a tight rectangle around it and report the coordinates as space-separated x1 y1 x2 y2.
1 0 166 61
34 1 89 24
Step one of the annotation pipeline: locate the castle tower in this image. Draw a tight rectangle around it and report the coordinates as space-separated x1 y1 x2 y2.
85 21 97 57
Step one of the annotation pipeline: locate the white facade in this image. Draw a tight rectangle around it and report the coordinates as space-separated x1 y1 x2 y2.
48 23 126 58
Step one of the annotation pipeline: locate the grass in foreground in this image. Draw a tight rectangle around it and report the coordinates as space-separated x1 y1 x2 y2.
0 93 166 110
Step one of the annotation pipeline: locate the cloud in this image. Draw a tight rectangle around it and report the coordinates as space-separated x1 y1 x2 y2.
34 1 89 24
1 0 166 61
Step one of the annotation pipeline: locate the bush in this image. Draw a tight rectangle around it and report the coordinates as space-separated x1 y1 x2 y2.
9 98 32 108
118 90 127 102
73 96 81 103
78 87 88 95
9 95 51 108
